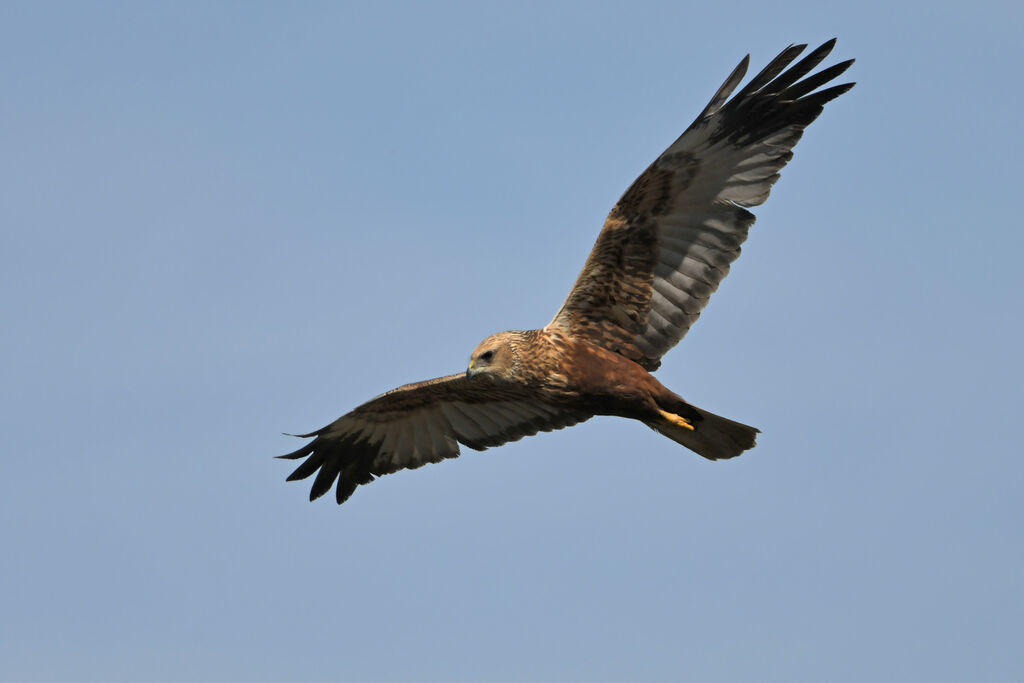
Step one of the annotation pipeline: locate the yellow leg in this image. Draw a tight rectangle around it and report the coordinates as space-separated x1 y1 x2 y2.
657 409 695 431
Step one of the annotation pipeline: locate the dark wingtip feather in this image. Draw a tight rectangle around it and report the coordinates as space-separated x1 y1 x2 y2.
708 40 854 145
768 39 839 94
285 453 325 481
732 43 806 101
277 441 316 461
282 429 322 439
813 37 838 58
781 59 855 101
802 82 856 109
696 54 750 120
335 480 358 505
309 463 340 501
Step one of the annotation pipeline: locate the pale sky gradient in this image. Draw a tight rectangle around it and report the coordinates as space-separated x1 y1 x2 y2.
3 1 1022 681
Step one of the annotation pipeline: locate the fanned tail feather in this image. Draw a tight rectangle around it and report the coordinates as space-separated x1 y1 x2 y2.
648 404 759 461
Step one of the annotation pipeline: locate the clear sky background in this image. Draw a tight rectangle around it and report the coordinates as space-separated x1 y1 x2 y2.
2 1 1022 681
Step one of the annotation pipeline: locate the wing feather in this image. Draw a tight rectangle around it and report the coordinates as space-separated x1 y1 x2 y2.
547 40 854 370
279 374 590 504
416 410 447 464
439 402 492 449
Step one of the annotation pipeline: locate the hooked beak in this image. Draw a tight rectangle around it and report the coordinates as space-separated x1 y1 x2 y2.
466 359 477 378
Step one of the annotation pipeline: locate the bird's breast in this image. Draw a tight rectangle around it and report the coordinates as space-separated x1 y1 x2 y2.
546 339 662 417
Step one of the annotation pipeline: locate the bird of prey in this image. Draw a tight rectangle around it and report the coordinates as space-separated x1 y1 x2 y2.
280 39 854 505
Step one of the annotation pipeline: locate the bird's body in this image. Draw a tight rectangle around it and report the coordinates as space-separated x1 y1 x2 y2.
280 40 854 505
468 329 757 460
472 329 685 423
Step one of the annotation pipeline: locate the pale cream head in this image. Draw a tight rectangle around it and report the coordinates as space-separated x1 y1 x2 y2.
467 331 521 379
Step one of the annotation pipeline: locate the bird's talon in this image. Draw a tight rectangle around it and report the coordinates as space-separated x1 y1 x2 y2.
658 409 695 430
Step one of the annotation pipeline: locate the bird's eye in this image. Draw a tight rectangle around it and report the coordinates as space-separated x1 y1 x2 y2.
480 350 494 362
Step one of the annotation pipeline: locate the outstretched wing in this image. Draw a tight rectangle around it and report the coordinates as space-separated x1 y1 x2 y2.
547 40 854 370
278 374 590 504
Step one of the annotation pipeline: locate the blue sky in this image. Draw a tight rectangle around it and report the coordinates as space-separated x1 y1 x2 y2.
2 1 1022 681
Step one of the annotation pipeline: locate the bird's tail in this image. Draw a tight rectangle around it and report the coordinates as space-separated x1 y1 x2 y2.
646 403 759 461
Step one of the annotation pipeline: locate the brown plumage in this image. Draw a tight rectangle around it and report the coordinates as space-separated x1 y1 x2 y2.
279 40 855 505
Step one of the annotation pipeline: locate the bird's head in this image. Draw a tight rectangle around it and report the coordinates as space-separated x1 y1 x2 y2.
467 331 521 380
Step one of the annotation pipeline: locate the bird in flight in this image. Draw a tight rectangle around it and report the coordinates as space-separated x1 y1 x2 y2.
280 39 854 505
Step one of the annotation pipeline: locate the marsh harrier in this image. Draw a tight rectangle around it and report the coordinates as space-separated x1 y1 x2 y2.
280 40 854 504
